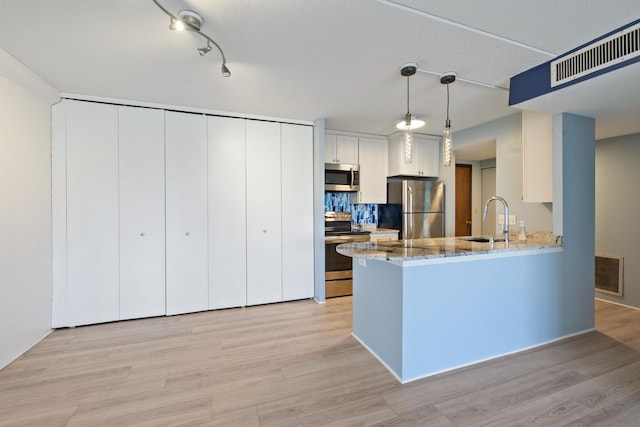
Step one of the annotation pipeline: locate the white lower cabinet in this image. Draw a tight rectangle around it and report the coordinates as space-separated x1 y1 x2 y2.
246 120 283 305
282 124 314 301
65 101 120 327
118 106 166 320
165 111 209 315
208 116 247 309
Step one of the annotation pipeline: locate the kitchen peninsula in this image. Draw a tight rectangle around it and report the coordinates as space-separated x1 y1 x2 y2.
337 235 569 383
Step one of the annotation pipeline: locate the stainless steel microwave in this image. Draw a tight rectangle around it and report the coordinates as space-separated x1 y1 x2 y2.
325 163 360 192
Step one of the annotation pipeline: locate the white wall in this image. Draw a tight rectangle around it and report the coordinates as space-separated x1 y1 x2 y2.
448 113 553 233
595 133 640 308
0 49 59 368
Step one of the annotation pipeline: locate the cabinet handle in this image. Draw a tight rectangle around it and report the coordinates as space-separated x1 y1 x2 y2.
140 232 146 237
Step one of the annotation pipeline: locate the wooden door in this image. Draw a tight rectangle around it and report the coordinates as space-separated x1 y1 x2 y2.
118 106 166 320
208 116 247 309
455 164 472 237
165 111 209 315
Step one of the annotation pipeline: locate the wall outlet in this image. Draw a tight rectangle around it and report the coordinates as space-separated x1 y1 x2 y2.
498 215 518 225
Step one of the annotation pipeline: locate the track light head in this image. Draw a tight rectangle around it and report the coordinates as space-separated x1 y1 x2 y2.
221 63 231 77
198 42 212 56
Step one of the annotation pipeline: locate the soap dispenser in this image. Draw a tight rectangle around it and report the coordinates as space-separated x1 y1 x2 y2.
518 220 527 242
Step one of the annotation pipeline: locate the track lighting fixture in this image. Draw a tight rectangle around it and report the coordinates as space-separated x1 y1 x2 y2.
440 72 456 167
152 0 231 78
396 63 425 164
198 41 213 56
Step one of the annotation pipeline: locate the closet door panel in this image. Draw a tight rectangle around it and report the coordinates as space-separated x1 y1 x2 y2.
118 106 166 320
281 124 314 301
208 116 247 309
246 120 282 305
165 111 209 315
66 100 119 326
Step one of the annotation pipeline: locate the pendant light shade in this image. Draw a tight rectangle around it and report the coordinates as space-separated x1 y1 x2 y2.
440 72 456 167
397 63 424 164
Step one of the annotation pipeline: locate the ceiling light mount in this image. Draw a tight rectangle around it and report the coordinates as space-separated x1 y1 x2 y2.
440 72 457 85
400 62 418 77
177 10 203 32
152 0 231 78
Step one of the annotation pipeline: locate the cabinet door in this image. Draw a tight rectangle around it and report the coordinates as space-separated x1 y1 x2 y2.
282 124 314 301
165 111 209 315
416 137 440 177
66 100 119 326
388 133 419 176
208 116 247 309
358 138 388 204
118 106 166 320
324 133 337 163
246 120 282 305
335 135 359 164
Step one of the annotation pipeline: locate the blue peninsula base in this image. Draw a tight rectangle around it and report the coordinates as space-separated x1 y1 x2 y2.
351 250 591 383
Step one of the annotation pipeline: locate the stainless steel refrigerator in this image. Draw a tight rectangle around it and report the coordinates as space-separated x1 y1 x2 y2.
379 179 445 239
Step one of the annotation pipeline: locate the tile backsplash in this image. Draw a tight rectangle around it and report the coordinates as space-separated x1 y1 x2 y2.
324 192 378 225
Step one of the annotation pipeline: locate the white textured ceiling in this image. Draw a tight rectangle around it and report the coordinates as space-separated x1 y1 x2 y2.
0 0 639 140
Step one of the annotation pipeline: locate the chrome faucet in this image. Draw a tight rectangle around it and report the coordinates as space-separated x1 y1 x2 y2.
483 196 509 244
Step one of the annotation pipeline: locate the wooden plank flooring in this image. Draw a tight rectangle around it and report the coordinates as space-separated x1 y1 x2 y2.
1 297 639 426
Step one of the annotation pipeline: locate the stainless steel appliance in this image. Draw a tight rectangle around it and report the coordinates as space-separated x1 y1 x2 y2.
325 163 360 192
378 179 445 239
324 211 370 297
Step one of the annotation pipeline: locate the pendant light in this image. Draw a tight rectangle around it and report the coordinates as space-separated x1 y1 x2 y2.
440 72 456 167
396 63 425 164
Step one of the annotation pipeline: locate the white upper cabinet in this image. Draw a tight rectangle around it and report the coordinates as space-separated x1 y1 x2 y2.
165 111 209 315
281 124 315 301
208 116 247 309
522 111 553 203
358 137 388 204
246 120 283 305
325 134 359 164
65 100 120 326
388 133 440 177
118 106 166 320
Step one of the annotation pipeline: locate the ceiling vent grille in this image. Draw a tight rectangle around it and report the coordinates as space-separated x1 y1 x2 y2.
551 22 640 87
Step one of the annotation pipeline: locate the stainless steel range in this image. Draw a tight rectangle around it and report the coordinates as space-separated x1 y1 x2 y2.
324 211 370 298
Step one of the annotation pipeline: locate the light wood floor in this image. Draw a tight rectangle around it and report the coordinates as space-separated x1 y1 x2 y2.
1 297 639 426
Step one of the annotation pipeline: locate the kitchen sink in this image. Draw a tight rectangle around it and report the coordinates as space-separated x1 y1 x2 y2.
457 236 504 243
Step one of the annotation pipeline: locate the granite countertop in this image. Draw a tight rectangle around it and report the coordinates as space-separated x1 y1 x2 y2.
337 231 562 262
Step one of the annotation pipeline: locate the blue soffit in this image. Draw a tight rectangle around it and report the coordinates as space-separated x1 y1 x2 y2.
509 19 640 107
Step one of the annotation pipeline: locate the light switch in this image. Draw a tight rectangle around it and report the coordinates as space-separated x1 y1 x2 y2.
498 214 504 225
509 215 517 225
359 258 366 267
